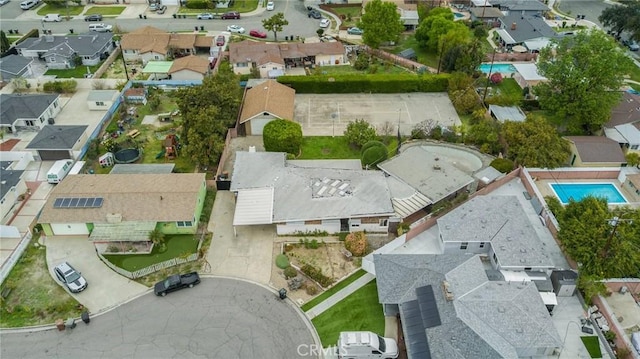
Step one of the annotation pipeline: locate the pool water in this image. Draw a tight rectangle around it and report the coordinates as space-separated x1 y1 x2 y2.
478 63 516 74
550 183 628 204
453 12 465 18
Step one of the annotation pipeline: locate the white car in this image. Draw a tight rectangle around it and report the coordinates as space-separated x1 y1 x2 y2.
43 13 61 22
227 25 245 34
0 0 10 7
266 1 274 10
319 18 330 28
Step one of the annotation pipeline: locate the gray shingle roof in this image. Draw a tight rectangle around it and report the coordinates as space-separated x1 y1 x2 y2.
565 136 627 163
490 0 549 11
500 13 558 43
0 94 59 126
437 195 555 269
0 54 32 76
87 90 119 102
0 162 24 200
26 125 88 150
16 33 113 57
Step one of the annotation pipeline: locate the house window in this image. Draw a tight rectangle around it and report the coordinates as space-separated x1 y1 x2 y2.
379 219 388 227
84 56 91 60
524 267 532 271
154 55 160 60
96 101 105 106
40 117 44 123
460 242 468 250
49 58 56 62
176 221 193 227
0 198 4 204
631 145 639 150
25 120 35 126
493 253 498 262
237 62 248 68
479 242 485 249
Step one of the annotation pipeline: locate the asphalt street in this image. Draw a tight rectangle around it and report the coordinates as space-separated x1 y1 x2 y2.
555 0 613 28
0 278 319 359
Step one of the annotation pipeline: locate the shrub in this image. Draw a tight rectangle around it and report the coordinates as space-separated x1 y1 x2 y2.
301 264 335 288
306 284 318 295
277 73 450 93
544 196 563 217
284 266 298 279
353 53 370 71
263 119 303 155
43 80 77 93
106 245 119 252
361 142 388 168
344 231 367 256
344 119 377 148
490 158 514 173
490 72 503 84
185 0 212 9
275 254 290 269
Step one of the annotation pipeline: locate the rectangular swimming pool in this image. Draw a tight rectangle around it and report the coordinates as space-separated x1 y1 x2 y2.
478 63 516 74
550 183 628 204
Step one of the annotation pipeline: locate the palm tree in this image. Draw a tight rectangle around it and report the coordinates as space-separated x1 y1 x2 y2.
149 228 165 252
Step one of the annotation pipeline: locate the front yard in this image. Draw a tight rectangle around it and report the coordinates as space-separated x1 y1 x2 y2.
178 0 259 14
45 63 102 78
103 235 199 272
84 6 125 16
36 4 84 16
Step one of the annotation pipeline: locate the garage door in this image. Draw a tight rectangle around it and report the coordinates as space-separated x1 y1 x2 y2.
39 150 70 161
250 118 272 135
51 223 90 235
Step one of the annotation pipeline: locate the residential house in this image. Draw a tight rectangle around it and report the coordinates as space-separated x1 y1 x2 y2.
469 7 504 25
0 94 61 133
604 92 640 154
0 161 27 224
621 173 640 201
16 33 114 69
512 63 547 89
87 90 119 111
0 54 34 81
120 26 212 64
399 9 419 30
496 13 558 51
37 173 207 237
228 40 345 77
229 151 395 235
25 125 88 161
374 253 562 358
238 80 295 135
124 87 147 104
485 0 549 14
489 104 526 122
168 55 211 81
565 136 627 167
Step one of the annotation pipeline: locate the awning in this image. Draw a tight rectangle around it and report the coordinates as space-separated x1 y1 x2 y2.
496 28 516 45
89 221 157 242
142 61 173 74
233 188 274 226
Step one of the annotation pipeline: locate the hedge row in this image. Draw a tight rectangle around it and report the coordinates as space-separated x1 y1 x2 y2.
301 264 335 288
185 0 213 9
277 73 450 94
43 80 77 94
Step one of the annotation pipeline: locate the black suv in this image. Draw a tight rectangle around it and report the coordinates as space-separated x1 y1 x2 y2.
307 7 321 19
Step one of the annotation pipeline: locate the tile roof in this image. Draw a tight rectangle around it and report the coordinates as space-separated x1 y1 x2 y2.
124 87 146 97
0 94 59 126
26 125 88 150
565 136 627 163
228 40 345 66
607 92 640 127
194 36 214 47
239 80 295 123
38 173 205 223
169 55 210 74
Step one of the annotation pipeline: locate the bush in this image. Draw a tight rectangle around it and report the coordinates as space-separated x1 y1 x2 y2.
300 238 320 249
344 231 367 256
544 196 563 217
353 53 370 71
42 80 77 94
344 119 377 148
361 143 388 168
490 72 503 84
490 158 514 173
263 119 303 155
275 254 290 269
283 266 298 279
306 284 318 295
301 264 335 288
277 73 450 94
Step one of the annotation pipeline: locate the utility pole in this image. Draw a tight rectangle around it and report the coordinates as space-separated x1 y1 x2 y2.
119 41 130 81
601 215 633 259
481 47 497 106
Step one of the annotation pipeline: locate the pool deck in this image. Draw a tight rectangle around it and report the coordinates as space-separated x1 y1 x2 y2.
535 179 639 207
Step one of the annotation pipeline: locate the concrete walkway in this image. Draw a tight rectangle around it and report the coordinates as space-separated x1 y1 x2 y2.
305 272 375 319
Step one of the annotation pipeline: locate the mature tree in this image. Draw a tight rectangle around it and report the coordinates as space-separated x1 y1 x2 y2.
358 0 404 49
556 197 640 278
344 119 377 147
500 115 571 168
0 31 9 54
263 119 303 155
535 29 634 134
466 118 502 154
262 12 289 42
598 0 640 38
441 40 484 75
626 152 640 168
415 8 455 50
184 106 227 169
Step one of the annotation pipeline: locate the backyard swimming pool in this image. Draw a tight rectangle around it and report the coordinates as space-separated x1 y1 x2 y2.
453 12 465 18
478 63 516 74
550 183 628 204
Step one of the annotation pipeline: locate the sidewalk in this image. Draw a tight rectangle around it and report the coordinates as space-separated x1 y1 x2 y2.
305 272 375 319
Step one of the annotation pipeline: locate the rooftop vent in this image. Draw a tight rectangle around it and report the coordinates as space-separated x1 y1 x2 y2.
511 22 517 30
498 306 506 313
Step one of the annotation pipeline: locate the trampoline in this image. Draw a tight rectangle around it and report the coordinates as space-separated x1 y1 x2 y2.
114 148 141 164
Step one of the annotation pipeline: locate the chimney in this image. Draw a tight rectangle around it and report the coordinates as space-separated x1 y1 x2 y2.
511 22 517 30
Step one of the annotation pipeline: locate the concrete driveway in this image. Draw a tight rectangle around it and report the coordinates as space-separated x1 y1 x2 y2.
206 191 274 285
44 236 148 314
1 278 318 359
293 93 461 136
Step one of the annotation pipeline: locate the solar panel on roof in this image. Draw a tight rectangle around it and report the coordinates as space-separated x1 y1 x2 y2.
400 300 431 359
93 198 103 207
416 285 442 328
61 198 72 207
77 198 87 207
53 198 64 208
69 198 79 207
84 198 95 207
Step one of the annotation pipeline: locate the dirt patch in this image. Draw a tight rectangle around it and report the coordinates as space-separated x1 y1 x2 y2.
270 238 360 306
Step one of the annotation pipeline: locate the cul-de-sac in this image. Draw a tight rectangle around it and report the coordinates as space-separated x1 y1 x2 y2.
0 0 639 358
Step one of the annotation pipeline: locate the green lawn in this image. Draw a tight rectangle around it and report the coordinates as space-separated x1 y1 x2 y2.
45 63 101 78
302 269 368 311
580 336 602 358
36 4 84 16
393 35 439 69
7 37 21 45
311 280 385 347
299 136 360 159
84 6 125 16
315 63 409 75
103 235 199 271
178 0 258 13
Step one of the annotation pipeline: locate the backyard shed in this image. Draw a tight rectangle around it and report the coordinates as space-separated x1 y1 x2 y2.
124 87 147 104
489 104 526 122
398 48 417 61
550 270 577 297
512 63 547 89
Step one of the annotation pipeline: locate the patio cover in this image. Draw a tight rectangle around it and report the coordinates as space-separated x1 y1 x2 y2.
496 28 516 45
512 63 546 81
142 61 173 74
472 0 492 6
89 221 157 242
233 188 274 226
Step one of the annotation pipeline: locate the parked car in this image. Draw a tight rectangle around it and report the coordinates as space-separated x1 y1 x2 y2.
250 29 267 38
630 41 639 51
89 23 113 32
156 5 167 14
308 9 321 19
320 35 336 42
42 13 61 22
0 0 11 7
20 0 39 10
197 13 214 20
154 272 201 296
216 35 226 46
266 1 274 10
227 24 245 34
221 11 240 19
347 27 363 35
54 262 88 293
319 18 330 28
149 2 157 11
84 14 103 22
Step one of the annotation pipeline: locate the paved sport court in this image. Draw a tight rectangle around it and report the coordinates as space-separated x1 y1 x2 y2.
293 93 461 136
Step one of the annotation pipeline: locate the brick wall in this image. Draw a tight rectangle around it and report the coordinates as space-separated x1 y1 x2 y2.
528 169 620 180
